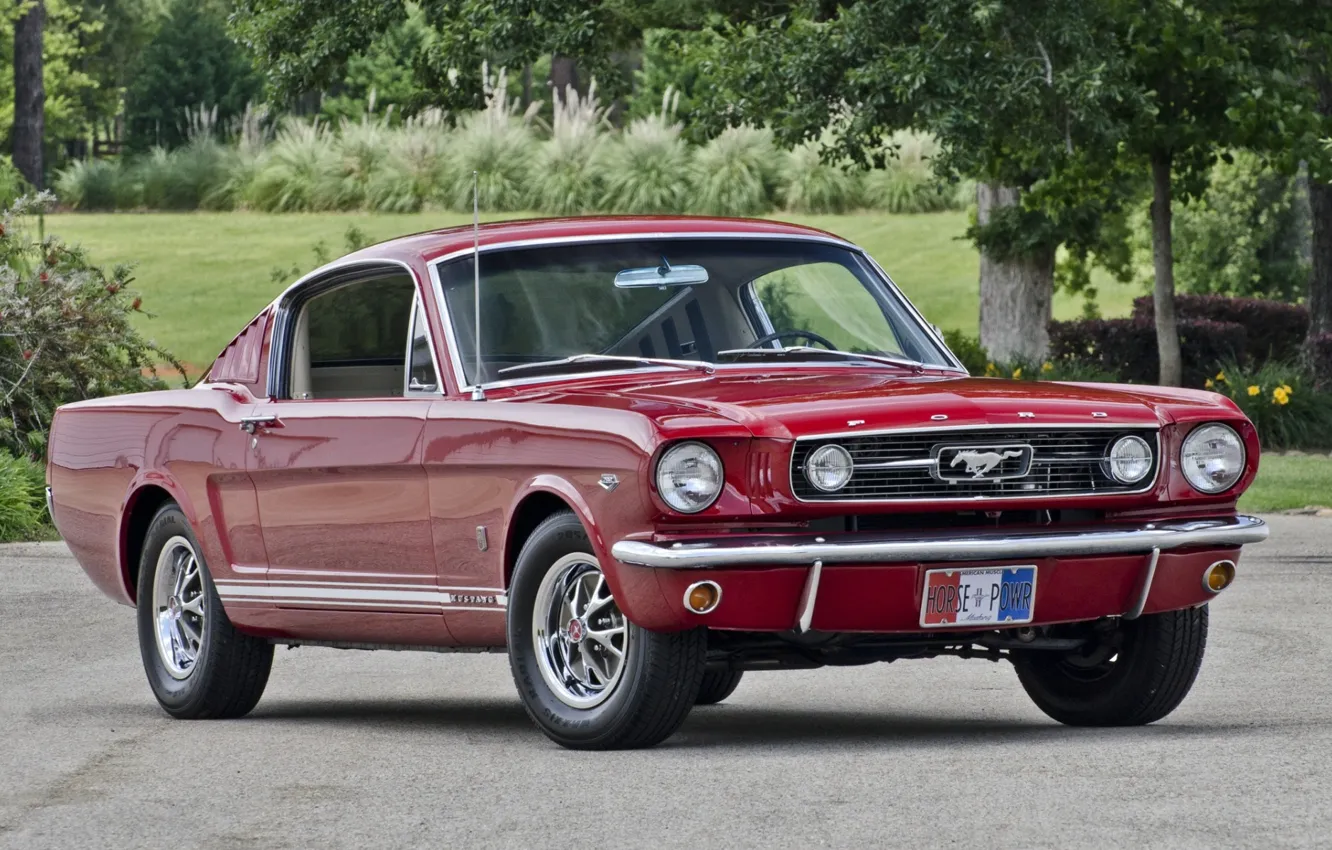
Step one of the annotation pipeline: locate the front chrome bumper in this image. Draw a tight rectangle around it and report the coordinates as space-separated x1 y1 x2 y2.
610 515 1269 570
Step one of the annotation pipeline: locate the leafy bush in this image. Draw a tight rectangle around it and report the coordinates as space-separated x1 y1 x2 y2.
246 118 341 212
597 97 693 214
691 125 777 216
780 143 861 214
367 109 450 213
1209 360 1332 450
330 116 392 210
529 83 610 215
942 329 988 375
442 67 539 213
860 132 963 214
1048 317 1247 388
0 156 26 209
983 357 1122 383
134 141 231 211
0 451 45 541
0 194 180 457
1132 294 1308 364
55 159 126 210
1171 151 1308 302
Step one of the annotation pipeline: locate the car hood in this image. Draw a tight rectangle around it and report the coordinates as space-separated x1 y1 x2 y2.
505 368 1241 440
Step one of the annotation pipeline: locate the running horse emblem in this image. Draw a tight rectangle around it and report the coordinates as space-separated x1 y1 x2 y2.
950 449 1024 479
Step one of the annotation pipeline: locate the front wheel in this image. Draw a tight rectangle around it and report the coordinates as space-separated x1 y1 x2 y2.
1012 607 1208 726
695 667 744 705
136 503 273 719
506 511 707 749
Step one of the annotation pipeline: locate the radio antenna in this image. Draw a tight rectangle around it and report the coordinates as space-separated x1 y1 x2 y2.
470 170 485 401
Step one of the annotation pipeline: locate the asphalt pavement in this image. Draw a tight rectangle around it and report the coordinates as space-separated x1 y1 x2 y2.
2 515 1330 849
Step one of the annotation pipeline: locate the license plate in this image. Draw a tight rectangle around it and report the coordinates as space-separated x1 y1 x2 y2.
920 566 1037 628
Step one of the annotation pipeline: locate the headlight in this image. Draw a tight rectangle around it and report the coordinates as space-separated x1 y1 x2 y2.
656 442 723 513
1181 423 1245 494
1107 435 1153 484
804 444 854 492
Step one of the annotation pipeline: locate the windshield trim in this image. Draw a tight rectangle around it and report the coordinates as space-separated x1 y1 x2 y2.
425 231 966 395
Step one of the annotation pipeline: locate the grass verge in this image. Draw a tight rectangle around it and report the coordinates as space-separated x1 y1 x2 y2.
1238 454 1332 513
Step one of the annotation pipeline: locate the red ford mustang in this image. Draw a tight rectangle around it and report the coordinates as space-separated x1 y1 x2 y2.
48 217 1268 749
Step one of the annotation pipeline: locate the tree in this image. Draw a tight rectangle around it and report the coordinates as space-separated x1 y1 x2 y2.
125 0 262 151
12 0 44 188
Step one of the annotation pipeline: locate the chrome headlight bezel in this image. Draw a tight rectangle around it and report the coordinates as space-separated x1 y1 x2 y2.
1106 434 1154 484
804 444 854 493
1180 423 1246 494
654 441 724 514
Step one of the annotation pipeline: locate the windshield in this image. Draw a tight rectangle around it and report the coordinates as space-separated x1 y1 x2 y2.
436 238 956 384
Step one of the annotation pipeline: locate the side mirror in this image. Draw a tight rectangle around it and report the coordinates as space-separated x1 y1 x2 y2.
615 257 709 288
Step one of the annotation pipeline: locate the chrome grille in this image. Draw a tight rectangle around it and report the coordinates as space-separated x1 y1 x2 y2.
791 427 1160 501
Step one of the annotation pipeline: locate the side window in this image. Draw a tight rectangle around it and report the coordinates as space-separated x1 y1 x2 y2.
751 262 905 355
289 274 415 399
405 296 439 393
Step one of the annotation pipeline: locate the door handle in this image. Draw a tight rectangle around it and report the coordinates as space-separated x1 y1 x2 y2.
408 377 438 393
239 415 280 435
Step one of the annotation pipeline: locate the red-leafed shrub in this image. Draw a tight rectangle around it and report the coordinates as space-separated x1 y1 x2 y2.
1048 318 1247 388
1132 294 1308 364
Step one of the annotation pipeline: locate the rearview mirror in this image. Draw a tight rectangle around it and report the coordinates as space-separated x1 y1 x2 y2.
615 257 709 288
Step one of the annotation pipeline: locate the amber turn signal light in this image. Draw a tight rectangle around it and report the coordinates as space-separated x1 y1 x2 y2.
1202 560 1236 594
684 580 722 614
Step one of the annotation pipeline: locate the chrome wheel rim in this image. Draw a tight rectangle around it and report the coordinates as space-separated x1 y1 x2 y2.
532 553 631 709
152 535 206 680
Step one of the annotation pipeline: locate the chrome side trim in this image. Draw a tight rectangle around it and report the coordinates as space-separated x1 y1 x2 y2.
610 515 1268 570
1123 547 1160 620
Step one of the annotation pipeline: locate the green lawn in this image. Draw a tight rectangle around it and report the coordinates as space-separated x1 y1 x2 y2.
1238 454 1332 513
44 210 1142 372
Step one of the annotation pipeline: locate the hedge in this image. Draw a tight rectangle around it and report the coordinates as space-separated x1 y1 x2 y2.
1132 294 1308 364
1048 318 1247 388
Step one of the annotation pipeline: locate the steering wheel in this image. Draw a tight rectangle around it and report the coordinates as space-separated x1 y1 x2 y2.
749 329 839 350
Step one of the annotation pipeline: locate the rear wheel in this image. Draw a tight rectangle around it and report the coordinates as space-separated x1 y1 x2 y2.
506 511 707 749
136 503 273 719
1012 607 1208 726
695 667 744 705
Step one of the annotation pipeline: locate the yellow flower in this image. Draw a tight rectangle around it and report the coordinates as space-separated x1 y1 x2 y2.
1215 371 1227 383
1273 387 1290 406
1012 367 1023 379
1041 361 1053 373
1204 378 1214 389
1247 385 1261 396
985 362 998 376
1280 384 1292 394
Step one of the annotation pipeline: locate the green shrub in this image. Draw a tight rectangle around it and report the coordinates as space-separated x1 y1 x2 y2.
0 194 181 457
860 132 962 214
598 103 693 214
1171 151 1308 302
331 116 392 210
55 159 127 210
246 118 344 212
0 452 44 542
133 141 231 211
529 83 609 215
439 65 538 213
0 156 26 209
780 143 861 214
691 126 777 216
1210 360 1332 450
368 109 450 212
942 330 988 375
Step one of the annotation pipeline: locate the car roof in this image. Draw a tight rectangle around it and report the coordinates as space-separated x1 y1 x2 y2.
343 216 853 265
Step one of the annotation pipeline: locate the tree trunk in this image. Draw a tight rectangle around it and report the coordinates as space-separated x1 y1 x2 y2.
13 0 45 190
976 183 1054 364
550 56 579 96
1309 72 1332 346
1150 150 1182 386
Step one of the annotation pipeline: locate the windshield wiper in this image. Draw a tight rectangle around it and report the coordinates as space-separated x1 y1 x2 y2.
496 354 716 379
716 346 926 373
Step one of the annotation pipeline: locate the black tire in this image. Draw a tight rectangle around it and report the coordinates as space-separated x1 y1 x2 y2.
507 511 707 749
136 503 273 719
695 667 744 705
1013 607 1208 726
